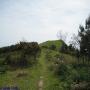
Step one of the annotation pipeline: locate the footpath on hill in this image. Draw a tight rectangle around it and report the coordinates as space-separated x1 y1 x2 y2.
35 49 60 90
0 49 61 90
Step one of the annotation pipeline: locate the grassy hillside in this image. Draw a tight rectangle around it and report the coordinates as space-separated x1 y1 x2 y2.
0 40 90 90
40 40 64 50
0 48 75 90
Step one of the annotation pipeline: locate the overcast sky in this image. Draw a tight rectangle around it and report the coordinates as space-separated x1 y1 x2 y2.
0 0 90 47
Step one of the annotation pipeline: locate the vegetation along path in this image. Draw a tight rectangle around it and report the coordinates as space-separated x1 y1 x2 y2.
0 49 60 90
36 49 61 90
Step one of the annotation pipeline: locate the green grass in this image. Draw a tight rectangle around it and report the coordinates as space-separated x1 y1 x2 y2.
0 56 44 90
40 40 63 50
0 57 39 90
39 49 61 90
0 48 89 90
0 49 61 90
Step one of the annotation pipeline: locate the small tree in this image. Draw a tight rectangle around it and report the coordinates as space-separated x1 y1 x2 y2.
78 16 90 64
60 42 68 53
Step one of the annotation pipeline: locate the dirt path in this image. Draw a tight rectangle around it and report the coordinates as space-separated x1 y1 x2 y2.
38 76 43 90
37 49 60 90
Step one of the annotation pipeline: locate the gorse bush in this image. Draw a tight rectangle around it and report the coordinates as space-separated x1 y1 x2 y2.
0 66 6 74
4 54 28 67
0 41 41 68
0 42 40 54
55 63 70 80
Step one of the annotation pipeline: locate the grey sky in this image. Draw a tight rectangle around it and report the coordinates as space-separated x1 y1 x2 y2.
0 0 90 47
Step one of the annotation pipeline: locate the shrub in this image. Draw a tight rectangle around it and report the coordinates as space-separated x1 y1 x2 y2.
59 43 68 53
0 66 6 74
4 54 28 67
55 64 69 80
49 44 56 50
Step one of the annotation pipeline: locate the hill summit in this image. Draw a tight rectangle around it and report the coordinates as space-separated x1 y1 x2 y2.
40 40 65 50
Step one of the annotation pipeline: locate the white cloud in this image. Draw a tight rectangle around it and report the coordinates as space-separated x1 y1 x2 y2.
0 0 90 46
